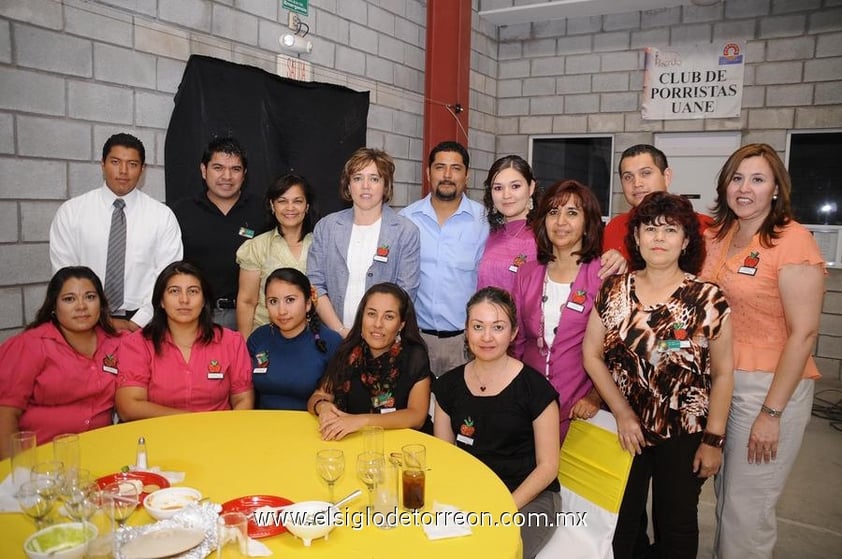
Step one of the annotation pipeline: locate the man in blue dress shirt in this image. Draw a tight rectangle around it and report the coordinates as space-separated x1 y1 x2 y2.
400 141 489 377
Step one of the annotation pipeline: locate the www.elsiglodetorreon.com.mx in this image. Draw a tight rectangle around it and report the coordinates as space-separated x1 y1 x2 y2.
254 507 589 531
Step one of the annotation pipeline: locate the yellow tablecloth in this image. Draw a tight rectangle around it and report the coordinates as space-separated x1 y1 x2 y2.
0 410 522 558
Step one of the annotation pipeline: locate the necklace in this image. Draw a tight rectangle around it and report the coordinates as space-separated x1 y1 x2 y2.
471 357 508 392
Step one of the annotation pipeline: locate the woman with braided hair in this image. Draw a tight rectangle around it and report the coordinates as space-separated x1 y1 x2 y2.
247 268 342 410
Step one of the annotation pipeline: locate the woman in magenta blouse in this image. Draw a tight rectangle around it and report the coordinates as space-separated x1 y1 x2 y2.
0 267 121 457
476 155 539 295
511 180 604 442
116 261 253 420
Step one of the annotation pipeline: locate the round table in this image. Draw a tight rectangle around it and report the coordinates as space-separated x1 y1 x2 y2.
0 410 522 558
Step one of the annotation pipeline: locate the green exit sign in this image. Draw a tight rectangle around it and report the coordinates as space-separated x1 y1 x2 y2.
282 0 308 16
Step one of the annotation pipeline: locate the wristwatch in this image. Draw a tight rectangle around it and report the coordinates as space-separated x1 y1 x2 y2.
761 404 784 418
701 431 726 448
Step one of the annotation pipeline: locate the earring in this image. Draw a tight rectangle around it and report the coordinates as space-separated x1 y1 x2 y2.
527 198 534 211
773 194 778 200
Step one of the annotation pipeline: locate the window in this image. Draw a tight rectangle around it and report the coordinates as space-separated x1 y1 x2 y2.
529 135 614 218
786 130 842 226
786 130 842 267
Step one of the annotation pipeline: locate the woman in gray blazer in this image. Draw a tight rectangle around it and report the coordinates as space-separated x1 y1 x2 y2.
307 148 420 337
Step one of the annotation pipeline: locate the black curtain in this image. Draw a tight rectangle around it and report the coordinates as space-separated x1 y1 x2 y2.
165 55 369 224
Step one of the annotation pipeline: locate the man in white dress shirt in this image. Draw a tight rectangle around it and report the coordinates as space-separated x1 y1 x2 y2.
49 133 183 332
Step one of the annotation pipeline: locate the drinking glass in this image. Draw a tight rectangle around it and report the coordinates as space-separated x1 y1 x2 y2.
62 472 98 522
102 482 139 528
15 478 58 529
361 425 385 455
10 431 37 490
53 433 81 474
316 449 345 503
356 452 385 510
402 444 426 510
31 460 65 505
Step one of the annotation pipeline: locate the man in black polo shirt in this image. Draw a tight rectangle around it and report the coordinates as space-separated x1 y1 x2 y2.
171 137 265 330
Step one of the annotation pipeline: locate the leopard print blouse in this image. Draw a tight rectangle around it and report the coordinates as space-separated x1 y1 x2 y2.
596 272 730 445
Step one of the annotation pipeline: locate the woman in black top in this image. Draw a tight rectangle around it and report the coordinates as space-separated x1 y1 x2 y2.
434 287 560 559
307 282 432 439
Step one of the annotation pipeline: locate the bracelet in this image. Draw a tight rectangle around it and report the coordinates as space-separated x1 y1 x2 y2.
701 431 726 448
760 404 784 418
313 398 330 417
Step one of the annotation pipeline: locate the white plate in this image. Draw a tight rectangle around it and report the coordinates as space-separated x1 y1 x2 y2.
121 527 205 559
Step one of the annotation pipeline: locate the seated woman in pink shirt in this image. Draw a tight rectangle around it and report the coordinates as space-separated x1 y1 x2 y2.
116 261 254 420
0 266 121 458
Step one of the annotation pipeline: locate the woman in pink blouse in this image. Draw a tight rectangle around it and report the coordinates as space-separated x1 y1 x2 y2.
511 180 604 443
116 261 253 420
476 155 539 295
0 267 121 458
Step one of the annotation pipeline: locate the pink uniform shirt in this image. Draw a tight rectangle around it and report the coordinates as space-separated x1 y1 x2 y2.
476 219 538 295
117 327 253 411
0 322 121 443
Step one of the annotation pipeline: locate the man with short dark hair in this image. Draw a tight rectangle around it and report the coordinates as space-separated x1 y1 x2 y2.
604 144 712 260
400 141 489 376
50 132 183 332
171 136 265 330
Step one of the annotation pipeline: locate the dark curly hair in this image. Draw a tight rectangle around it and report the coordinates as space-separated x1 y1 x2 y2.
533 180 604 265
711 143 792 248
626 192 705 274
482 155 539 232
264 267 326 353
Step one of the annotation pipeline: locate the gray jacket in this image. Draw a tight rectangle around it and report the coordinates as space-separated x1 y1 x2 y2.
307 204 420 320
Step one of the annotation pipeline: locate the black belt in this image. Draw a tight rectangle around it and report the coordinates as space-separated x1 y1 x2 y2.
215 297 237 309
421 328 464 339
111 309 138 320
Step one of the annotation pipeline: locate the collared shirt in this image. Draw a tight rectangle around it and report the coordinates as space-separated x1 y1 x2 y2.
236 228 313 330
49 184 183 327
700 222 824 379
0 322 121 444
117 327 253 412
171 192 265 301
476 219 537 296
400 194 488 331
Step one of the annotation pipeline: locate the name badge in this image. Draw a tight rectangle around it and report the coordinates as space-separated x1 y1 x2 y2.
508 264 519 273
657 339 691 352
373 254 388 263
738 266 758 276
239 227 255 239
102 366 118 375
379 407 396 414
456 434 475 446
207 372 224 380
566 301 585 313
253 367 268 374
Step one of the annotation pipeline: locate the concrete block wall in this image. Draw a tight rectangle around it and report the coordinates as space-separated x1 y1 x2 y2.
0 0 428 341
481 0 842 377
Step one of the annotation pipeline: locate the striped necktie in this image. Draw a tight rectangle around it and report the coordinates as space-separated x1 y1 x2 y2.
104 198 126 313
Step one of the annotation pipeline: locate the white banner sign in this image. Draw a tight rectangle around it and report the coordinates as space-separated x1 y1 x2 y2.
642 42 745 120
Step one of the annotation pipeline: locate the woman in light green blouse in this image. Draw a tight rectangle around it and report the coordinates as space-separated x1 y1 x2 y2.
236 174 317 337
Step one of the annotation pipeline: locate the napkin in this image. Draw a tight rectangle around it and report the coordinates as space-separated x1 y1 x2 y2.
247 537 272 556
0 470 24 513
130 465 186 485
422 501 473 541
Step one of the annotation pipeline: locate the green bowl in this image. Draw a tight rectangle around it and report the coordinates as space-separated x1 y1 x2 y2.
24 522 97 559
